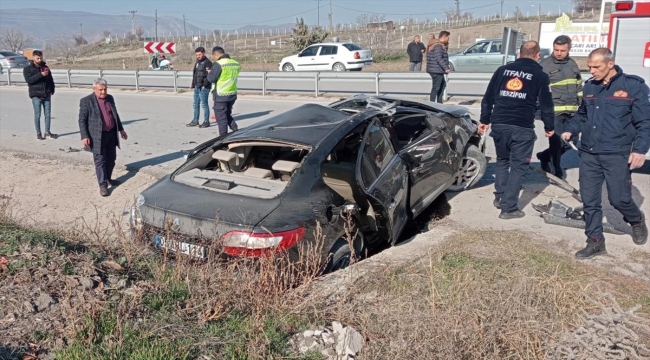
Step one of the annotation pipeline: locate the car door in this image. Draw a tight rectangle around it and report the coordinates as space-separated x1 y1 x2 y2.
389 112 454 217
316 45 338 71
485 40 505 71
457 41 489 72
356 119 409 244
295 45 320 71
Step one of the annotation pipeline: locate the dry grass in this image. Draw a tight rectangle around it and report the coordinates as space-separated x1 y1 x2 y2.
304 230 650 359
2 190 649 359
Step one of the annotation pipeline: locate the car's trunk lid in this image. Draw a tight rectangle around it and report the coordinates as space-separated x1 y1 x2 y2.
357 50 372 60
139 176 281 238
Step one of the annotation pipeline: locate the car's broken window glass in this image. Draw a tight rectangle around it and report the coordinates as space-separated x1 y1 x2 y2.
360 123 395 188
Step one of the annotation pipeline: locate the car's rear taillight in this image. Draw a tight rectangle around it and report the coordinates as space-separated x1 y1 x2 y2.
6 57 15 61
354 52 360 59
221 227 306 257
615 1 633 10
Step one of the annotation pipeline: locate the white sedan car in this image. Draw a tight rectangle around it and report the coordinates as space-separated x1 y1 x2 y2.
279 43 373 72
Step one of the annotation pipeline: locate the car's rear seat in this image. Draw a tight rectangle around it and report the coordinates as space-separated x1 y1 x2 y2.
321 161 377 229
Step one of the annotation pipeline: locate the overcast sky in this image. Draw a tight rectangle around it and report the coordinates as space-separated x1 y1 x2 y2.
0 0 576 28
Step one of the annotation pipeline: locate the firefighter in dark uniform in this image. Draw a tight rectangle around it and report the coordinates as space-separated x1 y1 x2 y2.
562 48 649 259
537 35 583 178
479 41 555 219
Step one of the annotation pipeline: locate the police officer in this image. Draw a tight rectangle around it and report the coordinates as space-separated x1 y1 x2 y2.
207 46 241 136
562 48 649 259
537 35 583 178
479 41 555 219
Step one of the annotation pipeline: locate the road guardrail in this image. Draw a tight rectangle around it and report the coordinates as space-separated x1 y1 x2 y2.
1 68 593 98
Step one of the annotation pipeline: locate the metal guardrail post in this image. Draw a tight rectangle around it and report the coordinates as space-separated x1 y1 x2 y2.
135 70 139 91
67 70 71 88
375 73 380 95
7 69 11 85
262 72 266 96
99 70 103 78
315 72 319 97
173 71 178 93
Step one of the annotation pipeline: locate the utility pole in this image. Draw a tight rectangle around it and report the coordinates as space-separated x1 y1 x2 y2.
329 0 333 32
455 0 461 18
515 5 520 23
80 23 83 37
155 9 158 41
500 0 504 30
315 0 321 27
129 10 137 36
183 14 187 38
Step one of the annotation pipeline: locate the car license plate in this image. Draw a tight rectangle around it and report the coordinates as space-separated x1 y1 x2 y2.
364 61 372 65
155 234 205 259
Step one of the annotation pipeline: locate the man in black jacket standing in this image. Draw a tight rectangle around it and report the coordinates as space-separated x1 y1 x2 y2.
23 50 57 140
406 35 426 72
479 41 555 219
186 47 213 128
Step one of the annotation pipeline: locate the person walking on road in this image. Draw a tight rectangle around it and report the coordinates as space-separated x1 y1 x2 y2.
78 79 128 197
478 41 555 219
407 35 426 72
537 35 583 179
186 47 213 128
426 30 451 103
23 50 57 140
207 46 241 136
562 48 649 259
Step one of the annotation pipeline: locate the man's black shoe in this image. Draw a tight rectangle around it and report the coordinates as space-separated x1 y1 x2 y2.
499 209 525 219
493 198 501 209
575 237 607 259
536 151 551 173
99 185 109 197
198 122 210 128
186 121 199 127
45 132 58 139
107 179 120 187
631 214 648 245
37 132 44 140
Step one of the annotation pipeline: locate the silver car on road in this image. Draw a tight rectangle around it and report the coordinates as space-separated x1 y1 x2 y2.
0 51 29 73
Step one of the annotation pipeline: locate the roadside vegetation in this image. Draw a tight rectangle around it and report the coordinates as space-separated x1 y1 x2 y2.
1 194 650 359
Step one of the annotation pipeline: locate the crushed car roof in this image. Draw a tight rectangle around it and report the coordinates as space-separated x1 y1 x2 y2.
224 104 353 146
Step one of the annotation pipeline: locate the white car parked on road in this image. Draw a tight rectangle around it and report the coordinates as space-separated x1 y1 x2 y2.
279 43 373 72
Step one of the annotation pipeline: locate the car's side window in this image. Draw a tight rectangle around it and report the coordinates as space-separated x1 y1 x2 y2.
392 115 432 149
466 42 489 54
360 122 395 188
489 41 502 53
319 46 338 56
301 46 319 57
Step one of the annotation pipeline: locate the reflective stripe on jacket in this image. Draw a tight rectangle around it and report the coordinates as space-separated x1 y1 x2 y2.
539 55 583 114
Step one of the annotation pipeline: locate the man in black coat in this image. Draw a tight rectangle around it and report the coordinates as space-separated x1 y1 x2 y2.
78 79 128 197
22 50 57 140
186 47 213 128
406 35 426 72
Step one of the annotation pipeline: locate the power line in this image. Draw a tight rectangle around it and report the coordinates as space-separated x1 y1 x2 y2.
186 6 325 26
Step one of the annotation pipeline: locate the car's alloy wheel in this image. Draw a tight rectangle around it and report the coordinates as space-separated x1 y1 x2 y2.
447 144 487 192
332 62 346 72
282 63 294 71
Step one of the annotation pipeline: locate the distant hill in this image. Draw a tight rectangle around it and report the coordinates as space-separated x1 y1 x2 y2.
0 8 205 45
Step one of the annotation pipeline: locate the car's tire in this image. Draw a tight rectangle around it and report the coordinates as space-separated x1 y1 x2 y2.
447 144 487 192
332 62 346 72
324 227 365 273
282 63 295 71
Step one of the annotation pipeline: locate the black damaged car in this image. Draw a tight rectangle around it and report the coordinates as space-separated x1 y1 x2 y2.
131 95 487 271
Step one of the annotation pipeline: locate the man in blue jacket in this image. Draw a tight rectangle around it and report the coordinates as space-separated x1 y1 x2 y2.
426 31 450 103
562 48 649 259
479 41 555 219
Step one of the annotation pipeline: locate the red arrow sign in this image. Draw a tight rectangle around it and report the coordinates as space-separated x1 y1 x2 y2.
143 42 154 53
155 42 165 53
165 43 176 53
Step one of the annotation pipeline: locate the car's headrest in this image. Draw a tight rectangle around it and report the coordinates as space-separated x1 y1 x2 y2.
212 150 239 165
272 160 299 173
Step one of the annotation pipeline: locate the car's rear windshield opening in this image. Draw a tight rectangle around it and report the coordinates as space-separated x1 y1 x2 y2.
173 141 311 198
342 43 362 51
